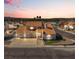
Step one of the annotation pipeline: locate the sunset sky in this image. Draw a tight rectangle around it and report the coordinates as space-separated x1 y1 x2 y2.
4 0 75 18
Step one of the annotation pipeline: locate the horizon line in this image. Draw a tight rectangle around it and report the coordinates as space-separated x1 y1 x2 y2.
4 16 75 19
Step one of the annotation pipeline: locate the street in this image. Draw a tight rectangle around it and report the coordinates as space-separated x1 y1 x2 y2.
5 47 75 59
54 27 75 40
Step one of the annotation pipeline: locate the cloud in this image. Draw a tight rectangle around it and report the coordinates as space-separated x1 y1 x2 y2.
4 0 13 5
4 0 21 5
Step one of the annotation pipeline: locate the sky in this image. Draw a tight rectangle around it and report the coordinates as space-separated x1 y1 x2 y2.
4 0 75 18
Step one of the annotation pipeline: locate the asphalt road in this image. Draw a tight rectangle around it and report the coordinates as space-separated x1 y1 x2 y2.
5 47 75 59
54 27 75 40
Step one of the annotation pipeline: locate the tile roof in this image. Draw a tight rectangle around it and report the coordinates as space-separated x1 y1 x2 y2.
16 26 29 34
36 28 56 35
23 21 43 27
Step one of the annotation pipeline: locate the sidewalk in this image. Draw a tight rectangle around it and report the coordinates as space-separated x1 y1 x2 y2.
44 45 75 48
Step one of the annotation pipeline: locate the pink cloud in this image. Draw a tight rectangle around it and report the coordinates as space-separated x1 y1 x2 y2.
4 0 21 5
4 0 13 5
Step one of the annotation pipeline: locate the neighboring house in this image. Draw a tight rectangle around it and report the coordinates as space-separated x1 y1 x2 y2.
68 22 75 30
64 25 69 30
64 22 75 30
59 21 75 31
5 23 18 30
8 24 17 29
